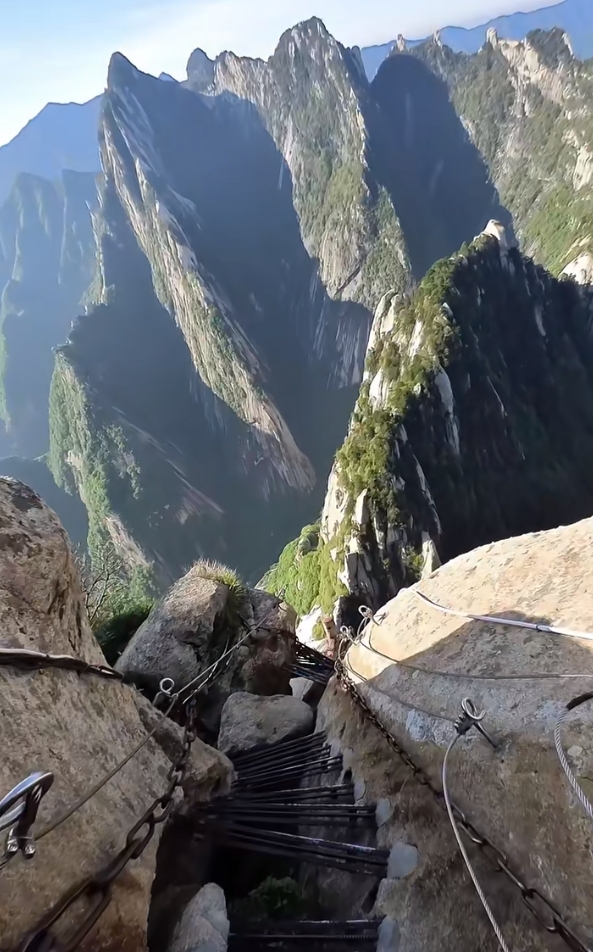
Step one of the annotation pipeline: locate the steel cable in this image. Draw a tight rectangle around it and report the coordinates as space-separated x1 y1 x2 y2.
555 693 593 822
415 590 593 644
354 605 593 682
37 696 177 840
442 733 512 952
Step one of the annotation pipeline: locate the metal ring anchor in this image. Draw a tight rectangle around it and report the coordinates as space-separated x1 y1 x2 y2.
0 771 54 865
455 698 499 749
153 677 178 710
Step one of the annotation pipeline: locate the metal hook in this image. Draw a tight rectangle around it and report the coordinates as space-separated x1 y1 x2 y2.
153 677 177 710
0 771 53 863
455 698 498 749
160 678 176 697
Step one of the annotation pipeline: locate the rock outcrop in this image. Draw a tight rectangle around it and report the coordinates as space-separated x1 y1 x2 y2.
117 563 297 732
218 692 314 755
318 516 593 951
0 479 232 951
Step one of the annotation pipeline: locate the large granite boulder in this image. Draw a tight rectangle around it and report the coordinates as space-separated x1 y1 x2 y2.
168 882 229 952
218 692 315 756
0 479 232 952
317 517 593 951
116 565 297 721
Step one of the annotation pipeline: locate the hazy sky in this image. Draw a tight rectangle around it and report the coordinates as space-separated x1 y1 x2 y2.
0 0 560 146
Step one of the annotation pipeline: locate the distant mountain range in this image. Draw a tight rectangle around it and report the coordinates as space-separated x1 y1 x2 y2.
0 97 102 206
361 0 593 78
0 2 591 208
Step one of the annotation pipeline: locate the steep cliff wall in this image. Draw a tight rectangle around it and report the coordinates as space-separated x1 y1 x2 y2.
0 170 97 455
408 28 593 273
267 225 593 611
49 50 373 585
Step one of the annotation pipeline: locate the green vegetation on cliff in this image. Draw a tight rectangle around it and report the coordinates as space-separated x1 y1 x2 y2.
409 30 593 272
337 233 593 596
261 522 347 616
278 231 593 609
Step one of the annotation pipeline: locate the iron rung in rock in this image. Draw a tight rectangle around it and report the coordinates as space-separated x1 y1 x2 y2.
228 920 381 949
296 642 335 668
232 784 355 804
198 822 389 876
231 732 328 768
284 663 333 685
199 799 376 827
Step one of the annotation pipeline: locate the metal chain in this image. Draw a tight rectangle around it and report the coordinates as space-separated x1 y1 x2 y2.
0 647 122 681
335 655 593 952
16 699 199 952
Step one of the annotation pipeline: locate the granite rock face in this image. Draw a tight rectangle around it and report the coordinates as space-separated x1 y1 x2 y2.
0 479 231 951
318 516 593 951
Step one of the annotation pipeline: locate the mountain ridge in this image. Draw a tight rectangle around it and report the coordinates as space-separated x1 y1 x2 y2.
361 0 593 79
0 97 102 207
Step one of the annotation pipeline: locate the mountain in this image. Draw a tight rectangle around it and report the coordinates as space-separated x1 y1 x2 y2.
408 28 593 274
0 97 102 207
0 169 98 457
184 21 412 310
361 0 593 79
46 20 508 589
49 42 377 588
265 224 593 613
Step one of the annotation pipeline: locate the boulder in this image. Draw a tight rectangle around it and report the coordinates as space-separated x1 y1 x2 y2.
218 692 315 755
168 883 229 952
317 516 593 951
0 479 232 952
116 568 296 714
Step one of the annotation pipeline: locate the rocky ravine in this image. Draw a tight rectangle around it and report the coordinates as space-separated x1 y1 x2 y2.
0 170 98 457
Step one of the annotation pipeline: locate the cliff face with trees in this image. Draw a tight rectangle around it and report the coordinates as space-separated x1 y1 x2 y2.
409 28 593 274
265 226 593 611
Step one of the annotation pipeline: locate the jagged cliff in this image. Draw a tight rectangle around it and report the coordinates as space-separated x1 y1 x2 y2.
0 170 97 456
407 28 593 274
266 224 593 611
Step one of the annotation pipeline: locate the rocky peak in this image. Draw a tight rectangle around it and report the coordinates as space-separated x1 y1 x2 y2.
479 218 517 254
186 47 215 89
282 233 593 613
